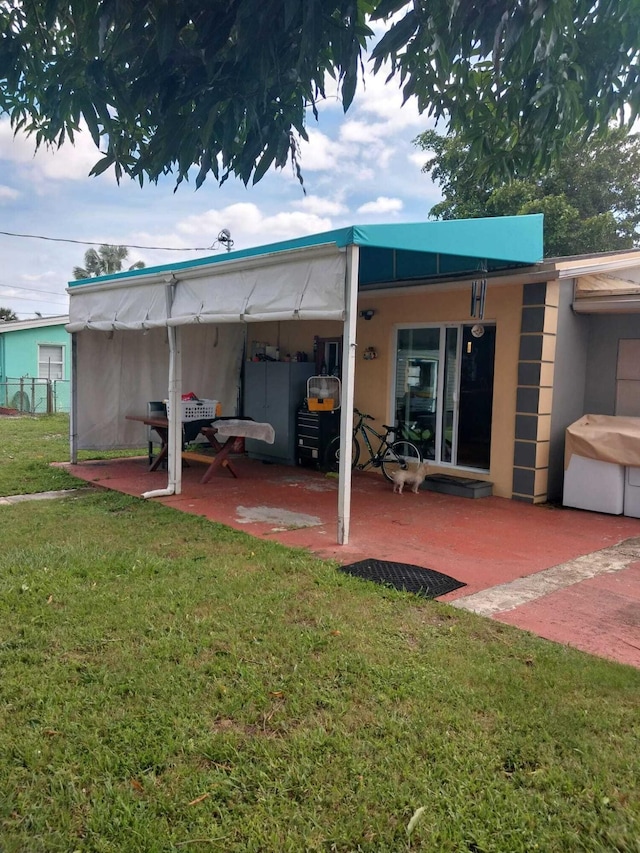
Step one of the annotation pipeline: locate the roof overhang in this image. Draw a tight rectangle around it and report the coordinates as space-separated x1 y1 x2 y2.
572 264 640 314
66 216 544 332
0 315 69 333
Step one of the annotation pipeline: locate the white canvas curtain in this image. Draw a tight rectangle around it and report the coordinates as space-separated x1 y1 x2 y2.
168 250 346 324
74 324 245 449
68 244 346 331
69 245 347 450
67 279 169 332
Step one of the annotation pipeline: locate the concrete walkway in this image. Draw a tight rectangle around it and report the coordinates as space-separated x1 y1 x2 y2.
451 537 640 667
0 488 85 505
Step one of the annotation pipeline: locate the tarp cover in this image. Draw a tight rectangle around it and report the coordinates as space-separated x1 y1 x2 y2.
67 216 544 332
564 414 640 469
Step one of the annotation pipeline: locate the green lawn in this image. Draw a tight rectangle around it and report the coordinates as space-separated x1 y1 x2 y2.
1 415 639 852
0 413 143 496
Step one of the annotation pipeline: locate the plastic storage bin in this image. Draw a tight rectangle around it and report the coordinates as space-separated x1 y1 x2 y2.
562 455 624 515
166 398 221 422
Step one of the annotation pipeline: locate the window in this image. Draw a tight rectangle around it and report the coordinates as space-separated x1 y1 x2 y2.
38 344 64 380
314 336 343 376
394 324 496 470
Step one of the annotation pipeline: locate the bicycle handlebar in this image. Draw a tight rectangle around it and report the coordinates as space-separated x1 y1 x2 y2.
353 409 399 436
353 408 374 421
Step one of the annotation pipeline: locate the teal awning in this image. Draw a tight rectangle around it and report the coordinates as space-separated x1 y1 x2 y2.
68 214 543 291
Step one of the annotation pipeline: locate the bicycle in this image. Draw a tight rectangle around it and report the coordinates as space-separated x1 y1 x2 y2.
398 415 453 463
323 409 421 481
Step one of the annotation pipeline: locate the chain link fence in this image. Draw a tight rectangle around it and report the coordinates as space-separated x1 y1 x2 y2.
0 378 71 414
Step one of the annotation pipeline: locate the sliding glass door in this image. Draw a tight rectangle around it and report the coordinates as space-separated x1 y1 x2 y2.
394 324 495 470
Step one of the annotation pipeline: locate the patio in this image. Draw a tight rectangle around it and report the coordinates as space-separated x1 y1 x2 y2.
66 453 640 669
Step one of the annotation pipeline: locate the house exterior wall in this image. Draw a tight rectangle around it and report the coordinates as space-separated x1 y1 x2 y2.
1 323 70 379
584 314 640 415
0 323 71 412
237 267 640 506
511 282 555 502
354 281 524 498
546 280 589 501
265 280 532 499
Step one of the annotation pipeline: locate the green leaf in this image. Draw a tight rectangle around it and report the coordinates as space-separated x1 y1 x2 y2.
88 154 115 177
370 0 411 20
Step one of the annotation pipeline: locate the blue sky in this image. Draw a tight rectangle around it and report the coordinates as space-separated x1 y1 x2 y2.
0 54 441 320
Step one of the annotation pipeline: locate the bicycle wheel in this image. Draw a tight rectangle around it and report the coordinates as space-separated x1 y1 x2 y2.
381 440 421 481
323 434 360 473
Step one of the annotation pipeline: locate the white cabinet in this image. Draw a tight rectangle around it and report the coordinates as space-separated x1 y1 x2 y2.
624 466 640 518
563 455 625 515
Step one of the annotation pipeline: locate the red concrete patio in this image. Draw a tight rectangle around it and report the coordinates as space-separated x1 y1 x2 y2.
66 454 640 669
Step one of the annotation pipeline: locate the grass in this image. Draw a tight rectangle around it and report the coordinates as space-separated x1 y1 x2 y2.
0 413 144 496
1 415 639 852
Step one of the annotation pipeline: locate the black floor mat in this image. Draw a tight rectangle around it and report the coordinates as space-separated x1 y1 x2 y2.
339 559 466 599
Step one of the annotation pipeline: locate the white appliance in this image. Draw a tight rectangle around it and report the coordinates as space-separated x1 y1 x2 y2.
623 466 640 519
563 454 624 515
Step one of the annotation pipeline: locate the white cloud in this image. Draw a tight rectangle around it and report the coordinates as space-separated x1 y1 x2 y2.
357 196 403 215
134 202 334 260
408 151 428 169
297 129 344 172
20 270 61 283
0 119 106 182
0 184 19 200
339 119 387 146
293 195 348 216
351 62 424 129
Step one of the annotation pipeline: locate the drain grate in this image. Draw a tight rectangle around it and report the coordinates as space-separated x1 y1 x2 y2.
339 559 466 599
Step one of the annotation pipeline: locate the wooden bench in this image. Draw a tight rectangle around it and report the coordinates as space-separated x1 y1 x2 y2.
181 447 238 480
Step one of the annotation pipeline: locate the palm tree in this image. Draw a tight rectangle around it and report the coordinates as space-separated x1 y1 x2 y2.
73 245 145 279
0 307 18 321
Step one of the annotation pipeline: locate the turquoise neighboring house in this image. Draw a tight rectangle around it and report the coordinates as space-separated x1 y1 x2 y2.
0 315 71 413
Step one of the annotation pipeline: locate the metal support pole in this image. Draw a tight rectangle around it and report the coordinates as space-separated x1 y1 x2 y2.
70 334 78 463
338 244 359 545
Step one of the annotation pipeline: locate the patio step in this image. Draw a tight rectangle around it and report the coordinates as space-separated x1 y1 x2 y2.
422 474 493 499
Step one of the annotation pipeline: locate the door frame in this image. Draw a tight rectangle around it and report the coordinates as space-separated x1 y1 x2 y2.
391 321 496 473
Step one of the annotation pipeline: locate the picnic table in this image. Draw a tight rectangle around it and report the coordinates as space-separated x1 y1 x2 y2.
125 415 275 481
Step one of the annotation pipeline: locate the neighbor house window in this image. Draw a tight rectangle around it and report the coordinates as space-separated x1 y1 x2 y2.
38 344 64 380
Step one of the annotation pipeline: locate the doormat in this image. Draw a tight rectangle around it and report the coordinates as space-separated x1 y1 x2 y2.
338 559 466 599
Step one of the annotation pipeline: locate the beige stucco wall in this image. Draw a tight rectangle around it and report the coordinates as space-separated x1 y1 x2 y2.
246 280 524 498
245 321 342 364
352 282 524 497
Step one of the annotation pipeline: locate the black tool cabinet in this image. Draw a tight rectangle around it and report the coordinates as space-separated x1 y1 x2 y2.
296 409 340 469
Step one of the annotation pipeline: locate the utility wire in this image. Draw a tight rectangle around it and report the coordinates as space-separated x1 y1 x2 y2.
0 293 66 305
0 229 216 252
0 283 68 297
